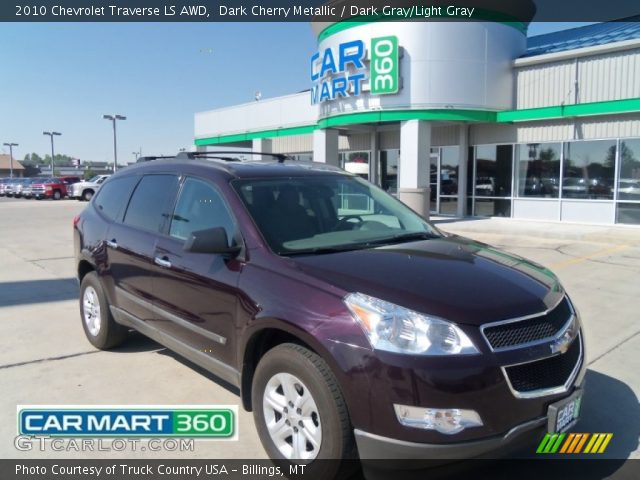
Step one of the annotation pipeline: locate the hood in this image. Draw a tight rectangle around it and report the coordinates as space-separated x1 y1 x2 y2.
290 235 563 326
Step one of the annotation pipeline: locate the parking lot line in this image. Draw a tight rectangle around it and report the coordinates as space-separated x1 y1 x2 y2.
549 244 630 270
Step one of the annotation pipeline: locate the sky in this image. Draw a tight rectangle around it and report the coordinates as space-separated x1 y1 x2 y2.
0 22 593 165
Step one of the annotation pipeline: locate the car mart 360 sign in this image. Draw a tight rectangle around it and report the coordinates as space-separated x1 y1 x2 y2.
311 36 400 104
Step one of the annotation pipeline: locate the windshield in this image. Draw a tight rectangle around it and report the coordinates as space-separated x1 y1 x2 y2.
88 175 100 183
232 175 440 255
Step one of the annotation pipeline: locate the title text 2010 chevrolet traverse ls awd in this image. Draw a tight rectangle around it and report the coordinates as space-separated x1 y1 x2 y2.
74 153 585 478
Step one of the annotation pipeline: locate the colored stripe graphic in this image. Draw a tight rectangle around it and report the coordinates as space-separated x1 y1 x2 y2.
537 434 552 453
559 433 575 453
540 433 613 454
537 433 566 453
575 433 589 453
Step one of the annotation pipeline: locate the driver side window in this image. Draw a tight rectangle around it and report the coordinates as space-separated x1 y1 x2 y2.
169 177 236 245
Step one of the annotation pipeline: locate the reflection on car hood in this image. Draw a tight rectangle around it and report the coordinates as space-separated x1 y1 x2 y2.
291 235 563 325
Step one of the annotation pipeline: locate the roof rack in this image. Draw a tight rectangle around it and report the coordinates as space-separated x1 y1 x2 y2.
176 151 292 163
136 155 175 163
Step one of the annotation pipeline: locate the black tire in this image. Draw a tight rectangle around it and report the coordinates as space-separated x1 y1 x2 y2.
83 189 94 201
53 190 61 200
252 343 356 479
79 271 128 349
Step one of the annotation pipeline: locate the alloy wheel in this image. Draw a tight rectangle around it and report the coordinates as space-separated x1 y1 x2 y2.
82 286 101 336
262 372 322 460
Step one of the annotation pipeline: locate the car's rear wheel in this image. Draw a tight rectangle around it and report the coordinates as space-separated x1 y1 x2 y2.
252 343 356 478
83 189 94 201
53 190 61 200
80 272 128 349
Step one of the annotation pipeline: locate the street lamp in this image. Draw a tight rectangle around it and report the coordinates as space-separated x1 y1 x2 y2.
2 142 18 178
103 114 126 172
42 132 61 175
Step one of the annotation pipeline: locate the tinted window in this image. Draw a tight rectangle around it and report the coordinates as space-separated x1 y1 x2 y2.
169 177 236 244
516 143 561 198
94 176 140 222
618 138 640 201
563 140 615 199
124 175 179 232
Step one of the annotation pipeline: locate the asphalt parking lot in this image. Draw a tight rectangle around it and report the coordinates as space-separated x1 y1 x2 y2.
0 197 638 460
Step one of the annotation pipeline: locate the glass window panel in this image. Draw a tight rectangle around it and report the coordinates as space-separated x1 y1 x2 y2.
340 151 370 179
466 147 474 197
616 203 640 225
563 140 615 199
123 175 179 233
94 176 139 222
439 198 458 215
440 146 460 196
379 149 399 193
430 148 438 206
474 198 511 217
475 145 512 197
516 143 561 198
618 139 640 201
169 178 236 244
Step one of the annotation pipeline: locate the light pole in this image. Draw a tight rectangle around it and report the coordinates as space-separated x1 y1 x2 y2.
103 114 126 172
42 132 61 175
2 143 18 178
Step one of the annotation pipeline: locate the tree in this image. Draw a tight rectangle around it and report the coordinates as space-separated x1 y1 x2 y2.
23 153 44 164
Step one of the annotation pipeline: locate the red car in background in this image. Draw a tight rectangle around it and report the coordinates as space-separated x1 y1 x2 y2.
31 177 68 200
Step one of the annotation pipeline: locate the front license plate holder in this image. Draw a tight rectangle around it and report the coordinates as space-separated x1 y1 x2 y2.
547 389 583 433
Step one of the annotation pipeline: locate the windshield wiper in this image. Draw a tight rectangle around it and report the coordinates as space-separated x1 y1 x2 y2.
279 244 370 256
365 231 439 246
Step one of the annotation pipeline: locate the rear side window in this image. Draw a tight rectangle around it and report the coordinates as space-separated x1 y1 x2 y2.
169 177 236 243
124 175 179 233
94 176 139 222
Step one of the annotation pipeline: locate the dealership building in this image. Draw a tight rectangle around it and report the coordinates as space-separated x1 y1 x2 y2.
194 15 640 225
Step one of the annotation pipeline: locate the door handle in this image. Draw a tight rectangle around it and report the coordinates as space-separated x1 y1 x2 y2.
154 256 172 268
106 239 118 249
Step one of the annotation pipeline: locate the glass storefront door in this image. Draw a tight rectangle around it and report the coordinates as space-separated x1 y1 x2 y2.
429 149 439 214
430 147 460 215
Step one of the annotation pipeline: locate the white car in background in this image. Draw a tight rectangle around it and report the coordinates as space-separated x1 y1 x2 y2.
69 175 110 201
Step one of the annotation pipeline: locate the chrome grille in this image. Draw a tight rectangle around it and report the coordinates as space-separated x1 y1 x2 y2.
483 297 572 350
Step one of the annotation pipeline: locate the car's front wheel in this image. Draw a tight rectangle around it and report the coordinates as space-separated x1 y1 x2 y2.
82 189 94 201
252 343 356 477
80 271 128 349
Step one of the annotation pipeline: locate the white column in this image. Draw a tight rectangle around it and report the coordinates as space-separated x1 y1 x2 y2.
457 125 469 217
313 128 339 166
252 138 272 160
399 120 431 217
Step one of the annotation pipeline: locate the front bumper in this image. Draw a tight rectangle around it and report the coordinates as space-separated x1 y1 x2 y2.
355 416 547 460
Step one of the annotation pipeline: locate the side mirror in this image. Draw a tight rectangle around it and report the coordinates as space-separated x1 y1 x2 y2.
184 227 241 256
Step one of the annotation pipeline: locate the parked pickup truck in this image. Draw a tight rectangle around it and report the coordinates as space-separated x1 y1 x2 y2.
31 177 67 200
69 175 110 201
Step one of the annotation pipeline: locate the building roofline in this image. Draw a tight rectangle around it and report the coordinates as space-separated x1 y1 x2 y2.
516 37 640 66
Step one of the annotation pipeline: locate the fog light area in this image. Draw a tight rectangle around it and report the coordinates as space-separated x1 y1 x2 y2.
394 405 483 434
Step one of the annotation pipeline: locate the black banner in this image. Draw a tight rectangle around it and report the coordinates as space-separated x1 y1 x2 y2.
0 0 639 22
3 459 640 480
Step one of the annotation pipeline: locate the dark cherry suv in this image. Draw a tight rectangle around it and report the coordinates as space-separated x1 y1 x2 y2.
74 153 585 476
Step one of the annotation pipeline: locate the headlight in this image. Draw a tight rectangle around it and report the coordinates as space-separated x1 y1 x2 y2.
344 292 479 355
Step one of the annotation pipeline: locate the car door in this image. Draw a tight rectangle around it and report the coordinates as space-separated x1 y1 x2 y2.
151 176 242 372
106 174 180 322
